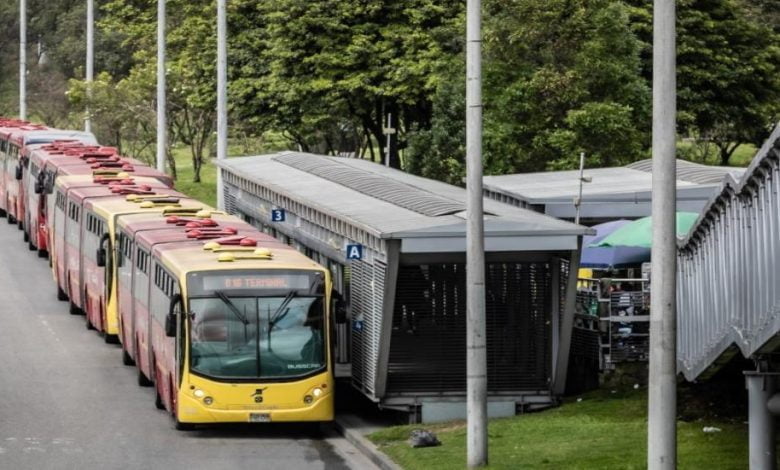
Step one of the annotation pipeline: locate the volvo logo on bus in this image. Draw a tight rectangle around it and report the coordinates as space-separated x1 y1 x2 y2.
252 388 268 403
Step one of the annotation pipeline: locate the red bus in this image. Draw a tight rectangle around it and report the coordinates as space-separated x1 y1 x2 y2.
26 142 173 256
3 127 96 229
50 174 176 316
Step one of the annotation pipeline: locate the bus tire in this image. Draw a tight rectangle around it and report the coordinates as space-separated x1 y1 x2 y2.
0 208 5 217
28 239 36 251
104 333 119 345
174 417 194 431
23 231 29 242
17 220 23 230
155 389 165 410
122 348 135 366
137 369 153 387
86 316 95 330
38 249 47 259
57 286 68 302
7 214 15 224
69 301 81 315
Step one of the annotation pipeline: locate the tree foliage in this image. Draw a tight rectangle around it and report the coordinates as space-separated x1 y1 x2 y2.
628 0 780 165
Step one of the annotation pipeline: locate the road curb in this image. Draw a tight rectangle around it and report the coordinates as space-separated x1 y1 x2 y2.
333 417 402 470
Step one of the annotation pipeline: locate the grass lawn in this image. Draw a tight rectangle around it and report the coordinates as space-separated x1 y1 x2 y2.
169 144 218 207
369 387 765 470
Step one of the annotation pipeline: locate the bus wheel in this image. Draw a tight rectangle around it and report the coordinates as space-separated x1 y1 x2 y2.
122 348 135 366
57 286 68 302
38 249 47 259
17 220 23 230
137 369 153 387
0 208 5 217
69 301 81 315
174 416 194 431
155 389 165 410
104 333 119 345
28 239 36 251
7 214 15 224
86 316 95 330
23 231 29 242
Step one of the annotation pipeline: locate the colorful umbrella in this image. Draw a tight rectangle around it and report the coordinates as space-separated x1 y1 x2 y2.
594 212 699 248
581 220 651 269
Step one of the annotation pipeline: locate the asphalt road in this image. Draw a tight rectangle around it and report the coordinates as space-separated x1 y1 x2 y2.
0 221 378 470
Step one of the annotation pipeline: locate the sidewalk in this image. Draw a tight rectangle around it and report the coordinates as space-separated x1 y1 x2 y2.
334 414 402 470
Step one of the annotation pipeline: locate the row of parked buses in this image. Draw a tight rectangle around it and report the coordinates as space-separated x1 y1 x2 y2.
0 118 335 428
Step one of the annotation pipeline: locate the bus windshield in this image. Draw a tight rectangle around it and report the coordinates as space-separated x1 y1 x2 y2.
188 292 325 380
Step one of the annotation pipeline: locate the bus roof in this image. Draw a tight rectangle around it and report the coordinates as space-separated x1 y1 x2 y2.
66 180 171 203
86 196 204 221
132 222 264 251
10 128 96 147
156 241 322 280
118 211 250 234
56 174 168 192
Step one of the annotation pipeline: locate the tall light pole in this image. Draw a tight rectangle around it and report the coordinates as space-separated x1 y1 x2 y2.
156 0 166 173
216 0 227 209
647 0 677 468
466 0 487 466
19 0 27 120
85 0 94 133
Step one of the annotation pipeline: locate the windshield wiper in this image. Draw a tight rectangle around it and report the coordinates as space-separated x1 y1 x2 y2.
214 290 250 326
269 290 296 330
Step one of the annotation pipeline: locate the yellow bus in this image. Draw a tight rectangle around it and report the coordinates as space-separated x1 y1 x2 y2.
133 233 335 428
80 193 204 340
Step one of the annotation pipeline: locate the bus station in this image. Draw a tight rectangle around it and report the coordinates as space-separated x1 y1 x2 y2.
216 151 594 422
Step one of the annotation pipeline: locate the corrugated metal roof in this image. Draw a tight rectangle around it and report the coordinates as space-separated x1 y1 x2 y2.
274 153 464 217
626 158 744 184
216 152 590 240
484 159 745 203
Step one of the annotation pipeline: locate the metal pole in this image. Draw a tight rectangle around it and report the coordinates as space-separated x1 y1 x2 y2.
216 0 227 209
19 0 27 120
466 0 487 466
85 0 94 133
156 0 166 173
647 0 677 468
575 152 585 226
746 373 776 470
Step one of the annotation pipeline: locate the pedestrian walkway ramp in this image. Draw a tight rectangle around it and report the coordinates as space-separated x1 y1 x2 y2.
677 124 780 380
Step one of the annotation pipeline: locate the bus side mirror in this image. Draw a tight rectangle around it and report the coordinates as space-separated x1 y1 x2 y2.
333 292 347 324
165 294 181 337
15 165 22 180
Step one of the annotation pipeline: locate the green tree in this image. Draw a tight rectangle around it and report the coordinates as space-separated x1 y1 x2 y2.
407 0 650 181
628 0 780 166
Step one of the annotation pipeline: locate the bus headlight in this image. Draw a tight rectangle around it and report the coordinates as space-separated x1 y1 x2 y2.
303 395 314 404
312 388 323 398
193 389 205 398
203 396 214 406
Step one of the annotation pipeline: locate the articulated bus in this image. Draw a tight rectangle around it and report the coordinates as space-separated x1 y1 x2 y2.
3 127 96 228
26 143 174 256
115 210 258 372
120 229 335 427
50 175 183 319
78 194 206 342
0 122 47 222
0 119 37 218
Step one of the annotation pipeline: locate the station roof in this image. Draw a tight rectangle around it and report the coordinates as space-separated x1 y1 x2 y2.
217 152 590 253
482 158 746 220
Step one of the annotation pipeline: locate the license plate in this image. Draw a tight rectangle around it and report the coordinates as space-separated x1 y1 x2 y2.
249 413 271 423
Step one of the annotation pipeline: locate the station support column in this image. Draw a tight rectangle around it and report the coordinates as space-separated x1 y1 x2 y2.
745 371 777 470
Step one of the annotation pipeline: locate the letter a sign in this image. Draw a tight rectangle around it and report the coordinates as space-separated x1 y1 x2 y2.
346 244 363 260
